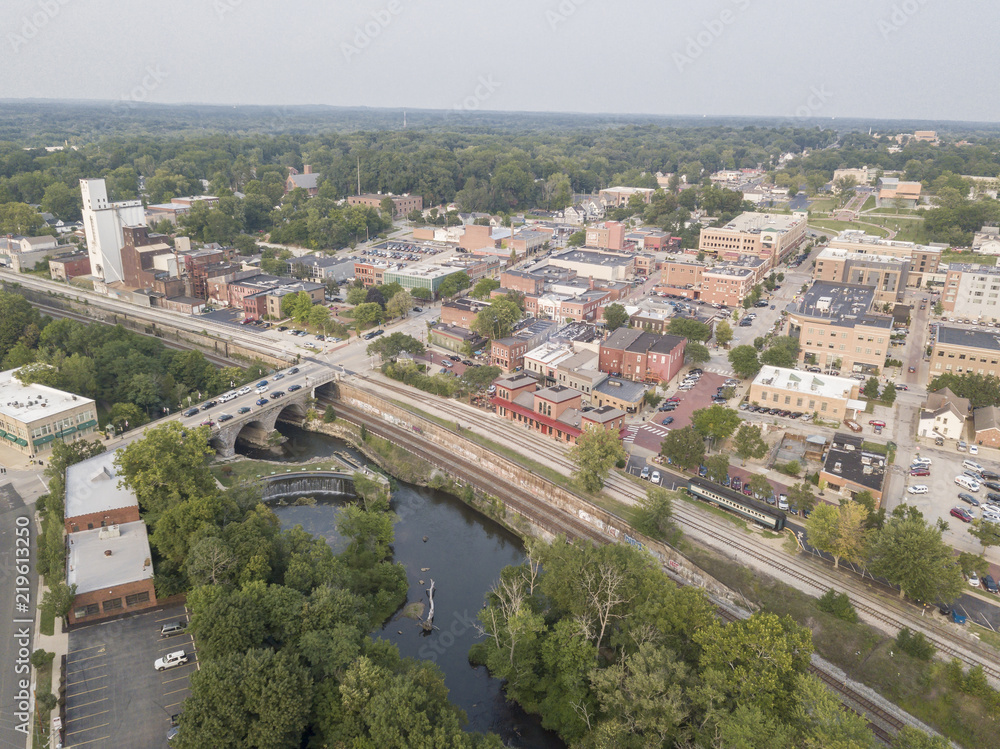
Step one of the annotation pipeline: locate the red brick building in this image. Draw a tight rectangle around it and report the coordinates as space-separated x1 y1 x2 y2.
599 328 686 383
348 193 423 218
491 374 626 444
48 251 92 281
441 298 490 328
500 269 545 295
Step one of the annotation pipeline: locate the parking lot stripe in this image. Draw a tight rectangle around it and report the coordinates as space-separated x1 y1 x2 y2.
66 673 108 687
68 732 112 746
66 709 109 724
163 686 190 697
66 696 109 710
165 699 187 710
162 670 195 684
66 684 108 698
66 722 110 737
68 651 109 665
68 643 106 655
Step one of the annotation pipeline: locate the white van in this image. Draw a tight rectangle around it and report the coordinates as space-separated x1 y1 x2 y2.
963 460 984 474
956 475 981 492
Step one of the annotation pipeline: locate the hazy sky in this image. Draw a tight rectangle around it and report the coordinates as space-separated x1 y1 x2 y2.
2 0 994 121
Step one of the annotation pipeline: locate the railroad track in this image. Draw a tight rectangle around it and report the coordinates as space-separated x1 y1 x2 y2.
359 376 1000 679
28 301 240 367
333 400 610 548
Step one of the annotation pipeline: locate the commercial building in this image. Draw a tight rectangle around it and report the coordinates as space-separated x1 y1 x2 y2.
0 369 98 457
592 377 648 413
382 257 502 298
813 247 910 304
48 250 92 281
441 298 490 328
930 325 1000 379
972 226 1000 254
80 178 146 284
64 450 140 533
630 308 673 334
555 350 606 397
748 366 863 420
826 232 941 285
348 192 423 218
875 177 922 208
819 432 888 505
429 324 485 354
598 328 686 384
0 235 78 273
785 282 893 374
585 222 626 251
700 262 761 307
67 521 155 626
918 388 969 441
491 376 626 445
697 212 807 267
544 249 635 282
490 319 559 372
286 255 357 283
523 342 576 385
145 195 219 225
941 264 1000 321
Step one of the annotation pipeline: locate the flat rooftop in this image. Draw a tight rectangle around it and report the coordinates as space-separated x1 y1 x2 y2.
823 433 887 493
548 249 634 267
0 368 94 424
946 263 1000 276
66 521 153 595
594 377 647 403
65 450 137 520
792 282 892 329
817 247 906 265
753 366 857 400
936 325 1000 352
713 212 806 234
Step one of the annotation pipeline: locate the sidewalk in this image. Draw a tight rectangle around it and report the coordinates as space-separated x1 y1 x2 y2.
30 576 70 749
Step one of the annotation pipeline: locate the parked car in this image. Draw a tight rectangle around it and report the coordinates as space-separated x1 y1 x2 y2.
911 457 932 467
959 492 981 506
650 471 661 484
909 468 930 477
907 485 929 494
155 651 189 671
640 466 650 480
970 445 980 455
983 574 999 594
951 507 974 523
969 571 981 586
159 622 187 637
662 417 674 425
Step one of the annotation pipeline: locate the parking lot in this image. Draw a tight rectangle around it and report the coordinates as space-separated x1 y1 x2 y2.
628 371 731 453
64 603 194 748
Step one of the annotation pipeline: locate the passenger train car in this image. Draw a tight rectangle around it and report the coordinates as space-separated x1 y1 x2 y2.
686 475 786 531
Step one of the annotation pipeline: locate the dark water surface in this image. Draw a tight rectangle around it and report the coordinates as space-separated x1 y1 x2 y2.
242 425 563 747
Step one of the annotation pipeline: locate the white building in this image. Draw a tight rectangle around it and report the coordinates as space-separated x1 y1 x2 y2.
80 178 145 284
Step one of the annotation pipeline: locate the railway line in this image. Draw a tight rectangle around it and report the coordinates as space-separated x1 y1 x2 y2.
361 375 1000 681
27 300 240 367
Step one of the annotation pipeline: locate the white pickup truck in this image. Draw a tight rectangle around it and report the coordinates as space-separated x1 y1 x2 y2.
154 650 189 671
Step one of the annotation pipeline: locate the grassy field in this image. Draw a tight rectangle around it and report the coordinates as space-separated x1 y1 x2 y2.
809 219 889 237
861 195 876 211
807 197 839 213
687 545 1000 748
942 251 998 267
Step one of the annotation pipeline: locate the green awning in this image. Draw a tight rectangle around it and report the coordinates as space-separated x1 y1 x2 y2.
4 433 17 442
58 426 77 437
78 419 98 430
33 434 56 446
0 429 6 438
15 438 27 447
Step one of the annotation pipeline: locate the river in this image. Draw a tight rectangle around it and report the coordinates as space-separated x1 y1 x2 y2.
240 424 563 748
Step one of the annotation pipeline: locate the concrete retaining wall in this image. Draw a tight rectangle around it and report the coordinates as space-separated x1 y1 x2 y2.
337 382 745 609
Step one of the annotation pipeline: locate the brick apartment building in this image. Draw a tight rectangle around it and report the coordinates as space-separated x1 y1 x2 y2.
813 247 910 305
585 221 625 251
598 328 686 383
698 212 807 268
348 193 423 218
441 298 491 328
